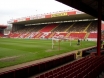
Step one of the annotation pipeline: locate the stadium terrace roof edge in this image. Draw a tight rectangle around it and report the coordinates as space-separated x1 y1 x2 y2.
0 25 7 28
11 14 95 25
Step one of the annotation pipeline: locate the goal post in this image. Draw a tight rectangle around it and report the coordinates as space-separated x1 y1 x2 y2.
52 35 72 50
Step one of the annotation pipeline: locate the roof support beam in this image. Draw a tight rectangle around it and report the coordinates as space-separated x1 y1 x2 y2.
97 0 102 56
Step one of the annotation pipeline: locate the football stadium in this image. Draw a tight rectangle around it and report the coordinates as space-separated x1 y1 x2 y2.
0 0 104 78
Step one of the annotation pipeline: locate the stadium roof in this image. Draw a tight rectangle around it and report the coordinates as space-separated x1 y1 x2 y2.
12 13 95 25
0 25 7 28
57 0 104 21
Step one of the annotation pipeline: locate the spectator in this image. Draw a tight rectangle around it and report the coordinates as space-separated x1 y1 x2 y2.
101 40 103 45
101 40 103 49
77 39 80 45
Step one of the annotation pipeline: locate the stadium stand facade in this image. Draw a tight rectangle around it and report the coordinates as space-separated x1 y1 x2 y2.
9 20 99 41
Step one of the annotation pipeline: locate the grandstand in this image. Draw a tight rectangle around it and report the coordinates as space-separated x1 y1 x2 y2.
0 2 104 78
9 20 100 41
0 25 7 37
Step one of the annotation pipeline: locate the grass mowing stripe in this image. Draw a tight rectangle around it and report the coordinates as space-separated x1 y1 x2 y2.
0 38 96 68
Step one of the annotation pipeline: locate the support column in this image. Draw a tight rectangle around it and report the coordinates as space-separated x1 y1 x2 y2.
97 0 102 56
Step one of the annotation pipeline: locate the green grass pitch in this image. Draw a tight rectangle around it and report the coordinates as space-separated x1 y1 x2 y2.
0 38 96 68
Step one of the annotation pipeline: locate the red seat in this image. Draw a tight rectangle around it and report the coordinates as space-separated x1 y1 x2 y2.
40 74 45 78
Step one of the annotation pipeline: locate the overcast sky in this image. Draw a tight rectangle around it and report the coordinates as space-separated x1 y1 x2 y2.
0 0 75 24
